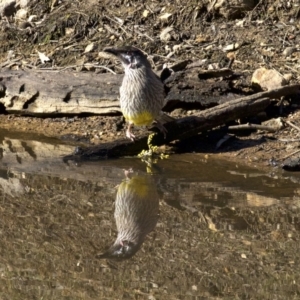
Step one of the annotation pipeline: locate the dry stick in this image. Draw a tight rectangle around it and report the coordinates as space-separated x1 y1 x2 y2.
278 138 300 142
67 97 272 160
104 15 132 38
0 58 22 68
198 68 234 79
281 149 300 161
228 123 278 132
65 84 300 160
283 120 300 132
34 64 117 74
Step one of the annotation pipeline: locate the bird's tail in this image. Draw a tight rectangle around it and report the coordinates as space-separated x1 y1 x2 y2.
158 112 175 124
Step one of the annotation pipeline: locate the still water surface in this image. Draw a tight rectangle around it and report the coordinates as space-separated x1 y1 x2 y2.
0 130 299 299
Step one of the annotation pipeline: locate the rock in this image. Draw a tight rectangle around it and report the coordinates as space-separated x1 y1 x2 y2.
262 118 284 130
27 15 38 22
0 0 16 17
84 42 95 54
159 12 172 22
18 0 28 8
251 68 287 91
223 43 241 51
15 8 27 19
160 27 173 42
283 73 293 83
282 157 300 171
283 47 295 57
208 0 257 19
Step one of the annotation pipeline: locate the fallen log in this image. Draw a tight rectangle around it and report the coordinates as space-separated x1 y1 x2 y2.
65 84 300 160
0 66 239 116
0 69 122 115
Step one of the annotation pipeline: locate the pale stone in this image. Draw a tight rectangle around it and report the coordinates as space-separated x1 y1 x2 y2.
251 68 287 91
160 27 173 42
15 7 27 19
18 0 28 8
283 73 293 83
208 0 257 19
283 47 295 57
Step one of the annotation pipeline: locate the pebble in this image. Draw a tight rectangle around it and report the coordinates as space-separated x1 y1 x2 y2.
251 68 287 90
160 27 173 42
15 8 27 20
283 47 295 57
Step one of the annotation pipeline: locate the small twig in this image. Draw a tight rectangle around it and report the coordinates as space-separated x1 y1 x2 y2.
0 58 22 68
104 15 132 38
63 43 80 50
282 32 289 48
246 0 264 22
216 134 234 150
281 149 300 160
198 41 218 49
278 138 300 142
207 0 218 13
33 64 117 74
198 68 234 79
228 123 278 132
93 65 117 74
222 84 300 107
134 29 155 42
227 57 235 69
152 54 177 61
284 64 300 74
283 120 300 132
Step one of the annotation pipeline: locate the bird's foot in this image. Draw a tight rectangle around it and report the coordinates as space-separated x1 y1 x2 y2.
154 121 167 139
126 126 135 141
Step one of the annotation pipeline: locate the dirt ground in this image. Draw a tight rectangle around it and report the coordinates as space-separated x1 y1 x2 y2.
1 0 300 170
1 2 300 299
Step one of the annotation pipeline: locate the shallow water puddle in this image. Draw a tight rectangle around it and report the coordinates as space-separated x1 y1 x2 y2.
0 130 299 299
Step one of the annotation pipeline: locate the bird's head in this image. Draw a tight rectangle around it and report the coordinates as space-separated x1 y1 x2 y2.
104 46 151 70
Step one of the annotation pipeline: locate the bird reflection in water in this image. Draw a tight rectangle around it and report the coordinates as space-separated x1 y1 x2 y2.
98 169 159 260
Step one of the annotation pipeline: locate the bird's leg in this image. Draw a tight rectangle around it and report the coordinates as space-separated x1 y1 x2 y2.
153 120 167 139
126 123 136 141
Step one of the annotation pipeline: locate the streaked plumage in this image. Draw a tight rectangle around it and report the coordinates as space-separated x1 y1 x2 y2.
98 171 159 260
104 46 169 140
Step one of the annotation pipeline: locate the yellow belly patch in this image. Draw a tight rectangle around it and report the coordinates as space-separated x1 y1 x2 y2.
124 111 155 126
119 176 151 198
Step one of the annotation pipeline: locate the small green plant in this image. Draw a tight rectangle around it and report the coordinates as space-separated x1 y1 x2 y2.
138 133 169 173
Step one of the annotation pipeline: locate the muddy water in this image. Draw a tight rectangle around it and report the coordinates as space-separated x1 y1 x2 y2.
0 130 299 299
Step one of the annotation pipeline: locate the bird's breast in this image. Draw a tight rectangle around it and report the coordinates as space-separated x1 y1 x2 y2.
119 69 164 126
123 111 155 126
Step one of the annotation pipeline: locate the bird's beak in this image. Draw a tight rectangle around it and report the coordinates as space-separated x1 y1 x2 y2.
104 48 130 65
103 47 118 56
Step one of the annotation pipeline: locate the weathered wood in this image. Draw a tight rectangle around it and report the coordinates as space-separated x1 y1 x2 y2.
228 124 278 132
197 68 234 79
0 69 122 115
0 67 240 116
65 84 300 160
163 68 237 109
64 99 266 160
71 95 269 160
